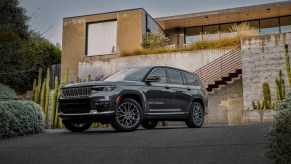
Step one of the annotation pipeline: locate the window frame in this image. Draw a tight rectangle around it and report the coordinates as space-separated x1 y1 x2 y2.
85 19 118 56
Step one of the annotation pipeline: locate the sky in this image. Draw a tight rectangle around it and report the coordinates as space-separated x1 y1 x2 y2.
20 0 282 46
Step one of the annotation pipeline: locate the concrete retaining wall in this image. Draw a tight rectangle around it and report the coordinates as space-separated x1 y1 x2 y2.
241 32 291 111
78 48 234 81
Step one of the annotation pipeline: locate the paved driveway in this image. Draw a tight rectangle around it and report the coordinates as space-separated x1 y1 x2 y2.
0 123 272 164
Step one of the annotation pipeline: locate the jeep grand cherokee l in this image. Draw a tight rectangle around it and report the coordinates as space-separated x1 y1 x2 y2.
58 66 208 132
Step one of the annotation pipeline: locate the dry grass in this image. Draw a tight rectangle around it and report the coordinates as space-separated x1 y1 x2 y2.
121 22 258 57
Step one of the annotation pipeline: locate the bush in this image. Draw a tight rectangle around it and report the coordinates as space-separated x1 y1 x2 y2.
266 89 291 163
141 32 169 49
0 83 19 100
0 83 45 139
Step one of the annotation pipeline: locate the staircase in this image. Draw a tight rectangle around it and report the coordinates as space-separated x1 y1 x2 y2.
195 47 242 92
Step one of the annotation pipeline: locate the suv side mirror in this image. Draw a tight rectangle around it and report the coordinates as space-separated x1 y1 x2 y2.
145 76 160 82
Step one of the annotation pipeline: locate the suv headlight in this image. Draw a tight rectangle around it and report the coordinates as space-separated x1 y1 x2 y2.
91 86 115 92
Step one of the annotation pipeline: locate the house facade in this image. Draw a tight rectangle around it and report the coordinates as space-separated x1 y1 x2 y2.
61 1 291 124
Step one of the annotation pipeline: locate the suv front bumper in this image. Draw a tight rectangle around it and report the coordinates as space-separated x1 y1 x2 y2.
58 111 115 122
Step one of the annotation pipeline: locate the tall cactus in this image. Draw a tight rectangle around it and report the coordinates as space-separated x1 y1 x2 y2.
87 74 92 82
276 70 285 101
285 44 291 86
65 67 69 85
44 68 50 121
40 79 46 109
51 77 58 128
35 68 42 103
32 79 37 101
57 83 63 128
262 82 271 109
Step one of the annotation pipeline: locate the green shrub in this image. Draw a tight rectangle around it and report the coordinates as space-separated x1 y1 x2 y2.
0 83 19 100
0 83 45 139
141 32 169 49
0 100 45 139
266 89 291 163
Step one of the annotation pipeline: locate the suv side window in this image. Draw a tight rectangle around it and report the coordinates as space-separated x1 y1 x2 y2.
167 69 184 85
148 68 167 84
184 72 199 86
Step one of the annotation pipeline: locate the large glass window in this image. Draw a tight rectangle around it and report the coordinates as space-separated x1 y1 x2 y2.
185 27 202 44
148 68 167 84
280 16 291 33
247 20 260 34
220 23 237 38
86 20 117 56
260 18 280 34
203 25 220 40
167 69 184 85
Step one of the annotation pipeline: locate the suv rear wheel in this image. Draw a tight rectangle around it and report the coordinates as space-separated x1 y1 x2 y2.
111 98 143 132
141 120 158 129
185 102 204 128
63 121 92 132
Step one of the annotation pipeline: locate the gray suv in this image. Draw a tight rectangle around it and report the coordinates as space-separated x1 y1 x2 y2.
58 66 208 132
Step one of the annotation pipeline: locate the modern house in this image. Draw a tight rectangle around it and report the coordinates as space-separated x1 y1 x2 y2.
62 1 291 81
62 1 291 124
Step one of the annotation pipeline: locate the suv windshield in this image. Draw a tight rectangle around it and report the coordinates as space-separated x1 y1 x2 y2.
104 67 151 82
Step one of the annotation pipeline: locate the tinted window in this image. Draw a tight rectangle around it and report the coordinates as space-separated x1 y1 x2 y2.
148 68 167 84
184 73 199 86
167 69 184 85
104 67 151 82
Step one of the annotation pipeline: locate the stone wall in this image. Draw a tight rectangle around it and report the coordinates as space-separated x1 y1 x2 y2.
241 32 291 110
78 48 234 81
205 76 243 125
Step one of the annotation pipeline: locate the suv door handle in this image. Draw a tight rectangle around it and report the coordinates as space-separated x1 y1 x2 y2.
186 88 191 91
165 86 170 89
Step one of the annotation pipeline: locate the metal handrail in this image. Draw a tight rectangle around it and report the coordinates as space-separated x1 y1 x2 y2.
195 47 242 87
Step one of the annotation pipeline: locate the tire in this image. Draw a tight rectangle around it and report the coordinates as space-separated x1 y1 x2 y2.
141 120 158 129
111 98 143 132
63 121 92 132
185 102 204 128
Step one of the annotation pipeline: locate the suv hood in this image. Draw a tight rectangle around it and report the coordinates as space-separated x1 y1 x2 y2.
62 81 144 89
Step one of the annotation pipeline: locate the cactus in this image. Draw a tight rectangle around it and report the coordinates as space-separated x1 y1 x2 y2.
252 101 257 110
87 74 92 82
76 76 80 83
261 101 265 110
257 101 261 110
65 67 69 85
51 76 58 128
35 68 42 103
262 82 271 108
276 70 285 100
284 44 291 86
44 68 50 121
57 83 64 128
32 79 36 101
40 79 46 109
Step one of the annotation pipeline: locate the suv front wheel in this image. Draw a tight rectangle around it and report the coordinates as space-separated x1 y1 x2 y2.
111 98 143 132
185 102 204 128
63 121 92 132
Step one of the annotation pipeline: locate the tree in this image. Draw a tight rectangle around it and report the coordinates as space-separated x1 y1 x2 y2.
0 0 29 39
0 0 61 93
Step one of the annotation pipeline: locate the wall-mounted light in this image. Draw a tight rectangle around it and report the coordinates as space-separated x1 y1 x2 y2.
266 8 271 13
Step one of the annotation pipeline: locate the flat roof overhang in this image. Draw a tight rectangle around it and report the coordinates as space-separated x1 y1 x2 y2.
155 1 291 30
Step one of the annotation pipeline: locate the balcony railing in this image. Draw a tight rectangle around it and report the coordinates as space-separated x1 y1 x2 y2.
195 47 242 87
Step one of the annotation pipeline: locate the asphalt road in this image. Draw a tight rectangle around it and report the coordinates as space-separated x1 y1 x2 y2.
0 123 273 164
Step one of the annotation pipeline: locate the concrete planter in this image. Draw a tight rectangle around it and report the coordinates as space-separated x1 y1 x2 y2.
241 109 277 124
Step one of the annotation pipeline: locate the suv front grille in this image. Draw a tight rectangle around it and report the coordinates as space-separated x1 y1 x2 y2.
62 87 92 98
59 98 91 114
